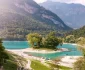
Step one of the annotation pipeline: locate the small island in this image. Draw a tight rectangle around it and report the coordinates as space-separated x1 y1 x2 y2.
26 32 63 51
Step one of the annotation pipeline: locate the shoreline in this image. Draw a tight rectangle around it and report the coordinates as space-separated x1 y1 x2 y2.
7 47 69 54
7 43 77 54
7 48 82 68
6 43 82 68
59 56 82 68
64 43 77 45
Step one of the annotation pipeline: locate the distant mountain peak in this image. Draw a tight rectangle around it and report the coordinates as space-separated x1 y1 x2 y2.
40 1 85 28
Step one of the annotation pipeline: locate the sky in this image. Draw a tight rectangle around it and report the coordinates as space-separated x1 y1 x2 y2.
34 0 85 5
34 0 46 3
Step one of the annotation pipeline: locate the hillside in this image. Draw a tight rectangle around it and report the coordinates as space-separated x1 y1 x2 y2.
67 26 85 38
40 1 85 28
3 51 27 70
0 0 72 40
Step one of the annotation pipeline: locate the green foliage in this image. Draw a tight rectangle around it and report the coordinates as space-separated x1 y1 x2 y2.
3 51 27 70
43 32 62 49
48 58 60 70
77 37 85 56
73 57 85 70
59 66 72 70
67 26 85 38
79 47 85 57
74 40 85 70
31 60 51 70
77 37 85 46
27 33 42 48
49 63 71 70
27 32 62 49
0 39 9 67
64 35 75 43
3 60 17 70
0 39 27 69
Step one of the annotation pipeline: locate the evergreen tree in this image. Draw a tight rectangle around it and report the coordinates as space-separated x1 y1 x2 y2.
0 39 9 69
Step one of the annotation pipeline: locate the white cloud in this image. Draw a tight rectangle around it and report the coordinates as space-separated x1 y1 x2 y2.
34 0 85 5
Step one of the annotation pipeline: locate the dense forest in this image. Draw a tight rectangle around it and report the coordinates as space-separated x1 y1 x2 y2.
66 26 85 38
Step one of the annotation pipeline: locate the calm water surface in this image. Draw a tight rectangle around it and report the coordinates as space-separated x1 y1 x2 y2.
3 41 30 49
3 41 82 59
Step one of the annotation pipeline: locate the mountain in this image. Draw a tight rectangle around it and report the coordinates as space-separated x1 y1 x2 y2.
67 26 85 38
40 1 85 28
0 0 72 40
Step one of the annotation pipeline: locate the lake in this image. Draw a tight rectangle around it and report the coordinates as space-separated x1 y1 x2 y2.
3 41 82 59
3 41 29 49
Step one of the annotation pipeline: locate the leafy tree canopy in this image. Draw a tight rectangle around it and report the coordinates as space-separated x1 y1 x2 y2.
27 32 62 49
43 32 62 49
64 35 75 43
27 33 42 48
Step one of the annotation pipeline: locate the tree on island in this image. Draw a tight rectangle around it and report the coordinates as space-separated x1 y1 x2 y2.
27 32 62 49
43 32 62 49
0 39 9 70
27 33 42 48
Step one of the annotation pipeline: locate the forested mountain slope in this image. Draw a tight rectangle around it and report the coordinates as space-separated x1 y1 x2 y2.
67 26 85 38
0 0 72 40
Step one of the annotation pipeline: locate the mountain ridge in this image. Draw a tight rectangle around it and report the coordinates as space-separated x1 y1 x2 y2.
40 1 85 28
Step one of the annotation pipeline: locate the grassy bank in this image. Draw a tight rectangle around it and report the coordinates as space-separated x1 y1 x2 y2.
3 51 27 70
48 62 72 70
31 60 51 70
31 60 72 70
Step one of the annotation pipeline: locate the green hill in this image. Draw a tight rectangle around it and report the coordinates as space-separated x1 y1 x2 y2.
3 51 27 70
67 26 85 38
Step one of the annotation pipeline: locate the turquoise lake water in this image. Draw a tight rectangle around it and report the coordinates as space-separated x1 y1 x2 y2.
3 41 82 59
3 41 29 49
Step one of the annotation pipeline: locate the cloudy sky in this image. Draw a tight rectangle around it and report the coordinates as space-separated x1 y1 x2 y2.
34 0 85 5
